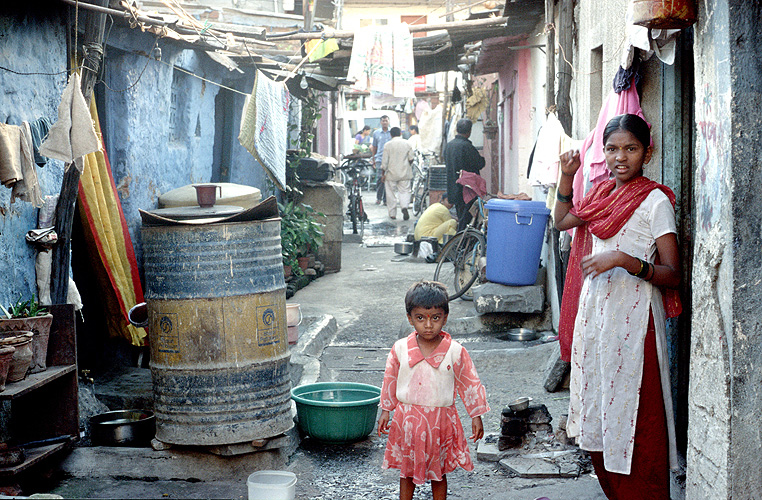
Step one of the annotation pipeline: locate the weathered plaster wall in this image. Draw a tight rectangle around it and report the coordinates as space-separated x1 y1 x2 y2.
687 0 733 497
99 27 265 270
575 0 664 179
727 2 762 495
0 9 68 308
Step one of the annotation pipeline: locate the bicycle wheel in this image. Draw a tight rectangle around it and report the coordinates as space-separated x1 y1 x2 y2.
433 230 485 301
356 193 366 236
412 177 427 215
349 192 359 234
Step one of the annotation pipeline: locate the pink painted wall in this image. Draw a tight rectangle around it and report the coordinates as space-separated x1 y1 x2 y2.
497 47 534 196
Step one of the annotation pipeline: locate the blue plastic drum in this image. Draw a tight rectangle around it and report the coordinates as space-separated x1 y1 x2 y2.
485 199 550 286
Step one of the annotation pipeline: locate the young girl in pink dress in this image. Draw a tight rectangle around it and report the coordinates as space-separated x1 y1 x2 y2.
378 281 489 500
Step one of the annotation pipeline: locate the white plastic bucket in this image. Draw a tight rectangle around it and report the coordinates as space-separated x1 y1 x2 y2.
247 470 297 500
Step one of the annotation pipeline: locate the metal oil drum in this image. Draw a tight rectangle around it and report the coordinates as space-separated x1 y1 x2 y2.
141 218 292 446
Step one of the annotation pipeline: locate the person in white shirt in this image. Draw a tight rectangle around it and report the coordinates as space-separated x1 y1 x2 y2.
380 127 415 220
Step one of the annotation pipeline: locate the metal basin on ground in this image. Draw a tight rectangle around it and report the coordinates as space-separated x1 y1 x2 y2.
90 410 156 447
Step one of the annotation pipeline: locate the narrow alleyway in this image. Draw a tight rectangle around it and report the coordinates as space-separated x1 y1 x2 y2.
286 198 607 500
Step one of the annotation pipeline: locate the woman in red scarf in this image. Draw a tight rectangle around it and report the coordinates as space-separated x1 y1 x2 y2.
554 114 681 500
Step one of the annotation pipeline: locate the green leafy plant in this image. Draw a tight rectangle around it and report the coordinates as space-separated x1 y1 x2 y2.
2 295 48 319
285 89 325 202
279 200 326 275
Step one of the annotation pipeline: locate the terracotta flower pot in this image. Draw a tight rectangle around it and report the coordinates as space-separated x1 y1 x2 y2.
0 314 53 373
297 256 310 270
1 333 34 383
0 346 16 391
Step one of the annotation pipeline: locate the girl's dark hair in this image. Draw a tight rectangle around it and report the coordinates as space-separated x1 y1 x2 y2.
405 281 449 315
602 114 651 149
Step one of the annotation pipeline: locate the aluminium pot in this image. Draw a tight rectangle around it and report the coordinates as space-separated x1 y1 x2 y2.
90 410 156 447
498 328 539 342
394 241 413 255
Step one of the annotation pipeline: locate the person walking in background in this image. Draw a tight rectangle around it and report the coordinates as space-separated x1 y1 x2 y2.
371 115 391 205
354 125 371 146
413 194 456 244
444 119 485 231
380 127 414 220
407 125 421 152
554 114 681 499
378 281 489 500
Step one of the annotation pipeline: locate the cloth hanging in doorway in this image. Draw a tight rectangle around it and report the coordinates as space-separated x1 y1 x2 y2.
347 24 415 98
238 70 289 190
77 99 146 347
39 72 100 173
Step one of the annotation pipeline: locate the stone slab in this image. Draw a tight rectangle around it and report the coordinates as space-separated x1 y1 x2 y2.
473 282 545 314
499 456 581 478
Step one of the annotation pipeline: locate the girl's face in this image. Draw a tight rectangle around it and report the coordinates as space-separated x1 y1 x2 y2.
604 129 652 187
407 306 448 343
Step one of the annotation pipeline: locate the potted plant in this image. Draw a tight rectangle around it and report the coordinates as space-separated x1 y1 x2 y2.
279 200 325 275
0 295 53 374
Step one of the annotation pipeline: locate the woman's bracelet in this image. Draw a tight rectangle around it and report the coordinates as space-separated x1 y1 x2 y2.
627 258 651 279
628 258 644 277
556 190 573 203
644 262 655 281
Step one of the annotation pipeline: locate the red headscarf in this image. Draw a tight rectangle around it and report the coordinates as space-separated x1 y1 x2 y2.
558 176 682 362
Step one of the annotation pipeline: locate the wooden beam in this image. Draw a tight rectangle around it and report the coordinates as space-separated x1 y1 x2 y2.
545 0 555 113
266 16 507 41
556 0 573 134
51 0 109 304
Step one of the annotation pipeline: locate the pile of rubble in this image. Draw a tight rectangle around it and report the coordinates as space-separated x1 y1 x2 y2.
477 402 592 479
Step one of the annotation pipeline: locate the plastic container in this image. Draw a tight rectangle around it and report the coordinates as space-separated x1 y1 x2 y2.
247 470 296 500
485 199 550 286
291 382 381 443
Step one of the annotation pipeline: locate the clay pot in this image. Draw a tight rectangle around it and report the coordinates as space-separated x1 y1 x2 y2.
0 314 53 374
297 256 310 270
0 346 16 391
1 333 34 383
194 184 222 208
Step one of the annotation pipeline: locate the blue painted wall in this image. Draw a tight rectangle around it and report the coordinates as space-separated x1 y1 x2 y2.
95 26 271 274
0 9 68 310
0 12 277 311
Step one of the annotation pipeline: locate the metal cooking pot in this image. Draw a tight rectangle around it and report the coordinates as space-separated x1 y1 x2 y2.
394 241 413 255
90 410 156 447
498 328 539 342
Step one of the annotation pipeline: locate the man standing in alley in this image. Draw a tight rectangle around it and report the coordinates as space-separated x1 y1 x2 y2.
380 127 415 220
444 118 485 230
371 115 391 205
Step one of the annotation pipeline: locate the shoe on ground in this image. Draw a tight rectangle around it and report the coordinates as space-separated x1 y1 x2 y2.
375 199 382 205
402 208 409 221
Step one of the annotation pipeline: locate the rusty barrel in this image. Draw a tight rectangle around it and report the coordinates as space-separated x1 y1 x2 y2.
141 218 292 446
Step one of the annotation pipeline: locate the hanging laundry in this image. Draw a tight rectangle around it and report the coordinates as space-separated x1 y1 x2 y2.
238 70 290 190
305 38 340 62
39 72 100 173
13 122 43 207
0 123 24 187
528 112 567 188
347 24 415 98
572 84 650 206
0 122 43 207
27 116 51 168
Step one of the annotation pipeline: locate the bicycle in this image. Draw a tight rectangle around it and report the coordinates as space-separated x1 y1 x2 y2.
338 155 372 235
433 195 487 301
411 150 436 216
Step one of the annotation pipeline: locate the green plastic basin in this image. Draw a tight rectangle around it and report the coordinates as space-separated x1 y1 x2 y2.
291 382 381 443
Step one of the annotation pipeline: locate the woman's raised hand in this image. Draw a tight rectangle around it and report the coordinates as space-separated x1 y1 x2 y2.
559 149 581 177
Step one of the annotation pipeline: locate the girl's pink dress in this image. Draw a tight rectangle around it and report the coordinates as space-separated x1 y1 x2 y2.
380 331 489 485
